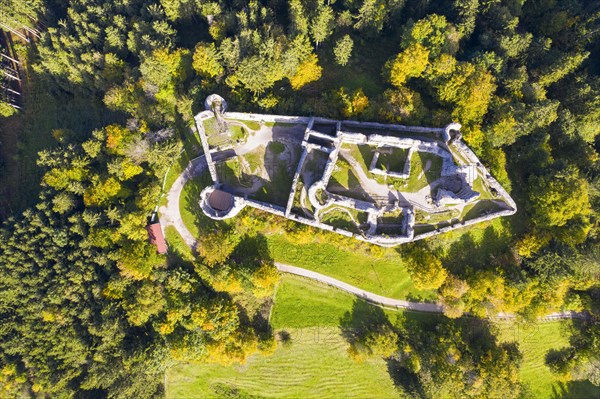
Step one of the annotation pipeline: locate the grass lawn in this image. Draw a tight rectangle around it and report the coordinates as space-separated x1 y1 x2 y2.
376 147 409 173
344 143 376 176
319 207 360 233
167 276 598 399
497 321 600 398
166 275 405 399
167 328 403 399
179 173 434 301
270 275 358 328
327 157 373 202
226 118 261 131
265 233 436 301
178 171 508 302
406 152 443 192
472 176 494 200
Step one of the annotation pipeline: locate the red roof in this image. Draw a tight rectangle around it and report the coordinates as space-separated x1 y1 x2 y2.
147 222 168 254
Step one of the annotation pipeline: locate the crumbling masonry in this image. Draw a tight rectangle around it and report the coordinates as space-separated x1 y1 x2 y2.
195 95 517 247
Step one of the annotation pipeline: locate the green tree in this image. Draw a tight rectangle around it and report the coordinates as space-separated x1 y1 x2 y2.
0 101 16 117
288 0 309 35
310 4 334 47
289 54 322 89
353 0 405 34
537 52 589 88
192 42 223 78
333 35 354 66
405 250 448 290
528 166 591 229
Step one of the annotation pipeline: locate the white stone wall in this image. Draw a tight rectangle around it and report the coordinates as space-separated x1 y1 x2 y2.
285 148 309 216
194 101 517 247
194 112 220 183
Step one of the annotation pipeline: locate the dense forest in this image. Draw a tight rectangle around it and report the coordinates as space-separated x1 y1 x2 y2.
0 0 599 397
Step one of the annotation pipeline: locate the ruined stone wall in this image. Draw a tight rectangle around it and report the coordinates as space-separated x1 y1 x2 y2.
285 148 309 216
194 104 516 247
224 112 311 125
194 111 220 183
452 141 518 212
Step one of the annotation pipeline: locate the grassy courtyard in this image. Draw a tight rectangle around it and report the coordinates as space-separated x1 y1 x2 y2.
406 151 443 192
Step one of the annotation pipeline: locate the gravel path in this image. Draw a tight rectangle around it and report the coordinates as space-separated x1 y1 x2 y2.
158 156 206 249
274 262 444 312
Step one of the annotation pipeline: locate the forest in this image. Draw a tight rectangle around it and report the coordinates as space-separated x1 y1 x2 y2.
0 0 599 398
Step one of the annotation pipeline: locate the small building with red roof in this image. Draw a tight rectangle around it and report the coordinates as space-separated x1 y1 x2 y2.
146 221 168 254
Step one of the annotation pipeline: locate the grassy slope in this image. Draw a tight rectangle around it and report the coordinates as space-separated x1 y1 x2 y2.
179 174 435 300
179 171 510 301
271 275 358 328
266 233 435 300
168 276 599 399
167 275 404 399
497 321 599 398
167 331 402 399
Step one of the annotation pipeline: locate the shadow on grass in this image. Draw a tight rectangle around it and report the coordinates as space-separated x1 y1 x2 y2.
463 200 503 221
440 225 514 278
339 299 390 345
182 171 228 235
385 359 427 399
357 144 376 168
211 383 268 399
550 380 600 399
215 149 295 207
327 169 374 203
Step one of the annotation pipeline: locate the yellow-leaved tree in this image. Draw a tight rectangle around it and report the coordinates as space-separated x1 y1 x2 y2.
388 44 430 88
289 54 322 89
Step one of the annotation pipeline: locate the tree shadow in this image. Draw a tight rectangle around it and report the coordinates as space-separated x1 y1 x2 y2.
385 358 427 399
550 380 600 399
463 200 503 221
182 171 229 235
441 225 514 278
357 143 376 167
327 169 375 204
339 299 390 344
230 233 273 267
271 123 306 143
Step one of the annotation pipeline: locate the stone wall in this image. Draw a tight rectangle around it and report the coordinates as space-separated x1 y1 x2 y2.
194 99 517 247
194 111 219 183
285 148 309 216
199 186 246 220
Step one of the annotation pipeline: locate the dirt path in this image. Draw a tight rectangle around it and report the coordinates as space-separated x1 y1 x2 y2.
275 262 444 312
158 156 206 249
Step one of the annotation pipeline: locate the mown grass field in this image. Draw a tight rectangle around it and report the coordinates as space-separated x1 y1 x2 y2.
497 321 599 399
167 329 402 399
167 275 599 399
167 275 405 399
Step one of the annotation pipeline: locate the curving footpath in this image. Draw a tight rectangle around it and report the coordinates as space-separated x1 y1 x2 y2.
160 158 587 320
275 262 443 312
159 156 207 250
